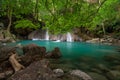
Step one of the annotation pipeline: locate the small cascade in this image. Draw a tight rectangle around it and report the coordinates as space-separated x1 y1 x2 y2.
29 30 81 42
32 38 39 40
67 32 73 42
45 30 49 40
55 40 61 42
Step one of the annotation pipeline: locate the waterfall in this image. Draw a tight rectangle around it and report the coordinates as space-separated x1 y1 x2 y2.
67 32 72 42
55 40 61 42
32 38 39 40
45 30 49 40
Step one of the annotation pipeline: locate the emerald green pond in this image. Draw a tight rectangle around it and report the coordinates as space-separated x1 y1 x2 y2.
16 40 119 58
12 40 120 71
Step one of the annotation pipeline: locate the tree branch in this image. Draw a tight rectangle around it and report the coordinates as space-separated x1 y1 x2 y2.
84 0 107 22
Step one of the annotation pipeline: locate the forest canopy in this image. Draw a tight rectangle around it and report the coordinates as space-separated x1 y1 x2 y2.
0 0 120 35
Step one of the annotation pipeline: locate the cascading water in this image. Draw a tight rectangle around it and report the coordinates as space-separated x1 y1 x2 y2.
32 38 39 40
30 30 80 41
45 30 49 40
67 32 73 42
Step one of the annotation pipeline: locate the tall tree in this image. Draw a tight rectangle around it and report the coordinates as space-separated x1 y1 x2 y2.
91 0 119 35
34 0 39 21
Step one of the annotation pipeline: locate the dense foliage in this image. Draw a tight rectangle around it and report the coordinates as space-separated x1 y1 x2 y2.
0 0 120 36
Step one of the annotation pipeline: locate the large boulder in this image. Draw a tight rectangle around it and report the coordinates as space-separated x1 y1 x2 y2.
28 30 46 40
8 59 57 80
23 44 46 55
21 44 46 66
0 46 17 63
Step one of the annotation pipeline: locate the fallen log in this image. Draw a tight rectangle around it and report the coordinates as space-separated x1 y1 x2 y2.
9 52 25 72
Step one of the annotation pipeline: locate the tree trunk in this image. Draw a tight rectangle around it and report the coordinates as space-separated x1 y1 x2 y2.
7 8 12 32
102 23 106 35
34 0 39 21
6 7 16 41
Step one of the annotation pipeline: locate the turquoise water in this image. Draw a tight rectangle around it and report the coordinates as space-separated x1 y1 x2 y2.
11 40 120 71
16 40 119 59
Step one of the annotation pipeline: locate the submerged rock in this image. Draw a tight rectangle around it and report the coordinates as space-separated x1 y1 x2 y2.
69 70 93 80
88 72 108 80
106 70 120 80
94 64 110 72
45 47 62 59
104 54 120 64
53 69 64 77
112 65 120 71
62 74 82 80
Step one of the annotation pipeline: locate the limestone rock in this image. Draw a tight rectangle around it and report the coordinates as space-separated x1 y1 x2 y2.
53 69 64 77
86 38 100 43
70 70 93 80
28 30 46 40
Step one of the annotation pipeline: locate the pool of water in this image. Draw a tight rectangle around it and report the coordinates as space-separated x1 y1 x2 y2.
15 40 119 58
10 40 120 71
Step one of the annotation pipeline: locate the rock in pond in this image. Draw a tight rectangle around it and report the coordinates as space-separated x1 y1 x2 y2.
106 70 120 80
21 44 47 66
53 69 64 77
88 72 108 80
69 70 93 80
45 47 62 59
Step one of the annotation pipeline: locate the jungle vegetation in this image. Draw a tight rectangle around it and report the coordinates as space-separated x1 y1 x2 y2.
0 0 120 38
